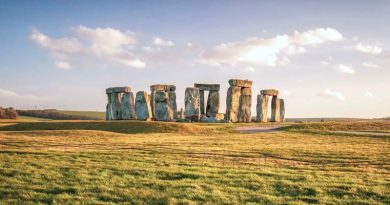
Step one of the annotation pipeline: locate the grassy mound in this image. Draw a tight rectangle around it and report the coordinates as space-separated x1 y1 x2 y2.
0 120 233 135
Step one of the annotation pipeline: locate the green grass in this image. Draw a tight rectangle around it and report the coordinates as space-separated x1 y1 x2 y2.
57 110 105 120
0 120 389 204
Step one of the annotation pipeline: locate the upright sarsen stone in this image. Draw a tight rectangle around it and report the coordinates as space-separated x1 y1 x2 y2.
256 94 268 122
150 84 177 121
135 91 152 121
122 92 136 120
154 91 169 121
225 86 241 122
271 96 281 122
206 90 219 118
199 90 205 115
280 99 285 122
184 87 200 121
167 91 177 120
238 87 251 122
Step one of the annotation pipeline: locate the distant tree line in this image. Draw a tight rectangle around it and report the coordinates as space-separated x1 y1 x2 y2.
17 109 100 120
0 107 18 119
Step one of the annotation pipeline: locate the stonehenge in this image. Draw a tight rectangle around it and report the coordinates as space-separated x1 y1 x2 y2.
256 89 285 122
225 79 252 123
106 87 136 120
194 83 220 118
106 79 286 123
150 84 177 121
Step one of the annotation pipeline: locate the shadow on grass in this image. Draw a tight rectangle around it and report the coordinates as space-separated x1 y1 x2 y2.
0 120 231 135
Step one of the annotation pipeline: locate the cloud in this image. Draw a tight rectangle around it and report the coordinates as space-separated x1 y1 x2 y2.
200 27 343 67
362 62 379 68
0 88 18 97
31 26 146 69
187 42 193 47
55 61 71 70
355 43 382 54
321 60 329 65
282 90 292 96
364 91 374 98
246 66 255 72
153 37 174 47
317 89 346 101
335 64 355 74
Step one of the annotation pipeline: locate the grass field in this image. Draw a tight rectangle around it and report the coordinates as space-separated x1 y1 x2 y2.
56 110 105 120
0 120 389 204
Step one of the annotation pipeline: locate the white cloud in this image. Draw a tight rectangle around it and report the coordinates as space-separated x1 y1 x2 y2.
335 64 355 74
355 43 382 54
0 88 18 97
282 91 292 96
31 26 146 69
362 62 379 68
55 61 71 70
246 66 255 72
200 27 343 67
321 61 329 65
317 89 346 101
153 37 175 47
364 91 374 98
187 42 193 47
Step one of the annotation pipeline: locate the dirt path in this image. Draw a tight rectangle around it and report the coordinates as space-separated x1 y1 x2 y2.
236 125 283 133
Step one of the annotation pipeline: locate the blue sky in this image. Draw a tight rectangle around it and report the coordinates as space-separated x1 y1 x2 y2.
0 0 389 118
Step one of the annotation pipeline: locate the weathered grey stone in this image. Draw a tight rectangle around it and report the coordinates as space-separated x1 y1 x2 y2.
280 99 285 122
106 93 113 120
271 96 281 122
225 86 241 122
194 83 220 91
106 87 131 94
121 92 136 120
167 91 177 120
260 89 279 96
150 84 176 91
256 95 269 122
112 92 123 120
178 108 184 120
135 91 152 121
228 79 252 87
206 90 220 118
199 90 205 115
184 87 200 121
238 87 251 122
154 91 169 121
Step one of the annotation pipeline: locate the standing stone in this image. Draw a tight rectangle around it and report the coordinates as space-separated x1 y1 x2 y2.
178 108 184 120
271 96 281 122
225 86 241 122
206 90 219 118
150 90 156 120
256 94 269 122
238 87 251 122
167 91 177 120
154 91 169 121
113 92 123 120
106 93 113 120
184 87 200 121
199 90 205 115
135 91 152 121
122 92 136 120
280 99 285 122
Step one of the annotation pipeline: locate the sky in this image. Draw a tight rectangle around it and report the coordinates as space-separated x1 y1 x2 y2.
0 0 389 118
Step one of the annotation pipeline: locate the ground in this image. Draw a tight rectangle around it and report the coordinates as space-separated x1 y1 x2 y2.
0 120 389 204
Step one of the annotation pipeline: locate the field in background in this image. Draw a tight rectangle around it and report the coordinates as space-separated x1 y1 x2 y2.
56 110 105 120
0 120 389 204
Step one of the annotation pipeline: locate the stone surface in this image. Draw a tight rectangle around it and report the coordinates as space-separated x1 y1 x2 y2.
121 92 136 120
228 79 252 87
256 95 269 122
106 87 131 94
206 90 220 117
184 87 200 121
150 84 176 91
112 92 123 120
215 113 225 120
154 91 169 121
260 89 279 96
280 99 285 122
178 108 184 120
167 91 177 120
135 91 152 121
225 86 241 122
199 90 205 115
238 87 251 122
271 96 281 122
194 83 220 91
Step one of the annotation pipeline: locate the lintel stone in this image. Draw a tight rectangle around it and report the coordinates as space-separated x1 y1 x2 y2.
194 83 220 91
260 89 279 96
106 87 131 94
228 79 252 87
150 84 176 91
